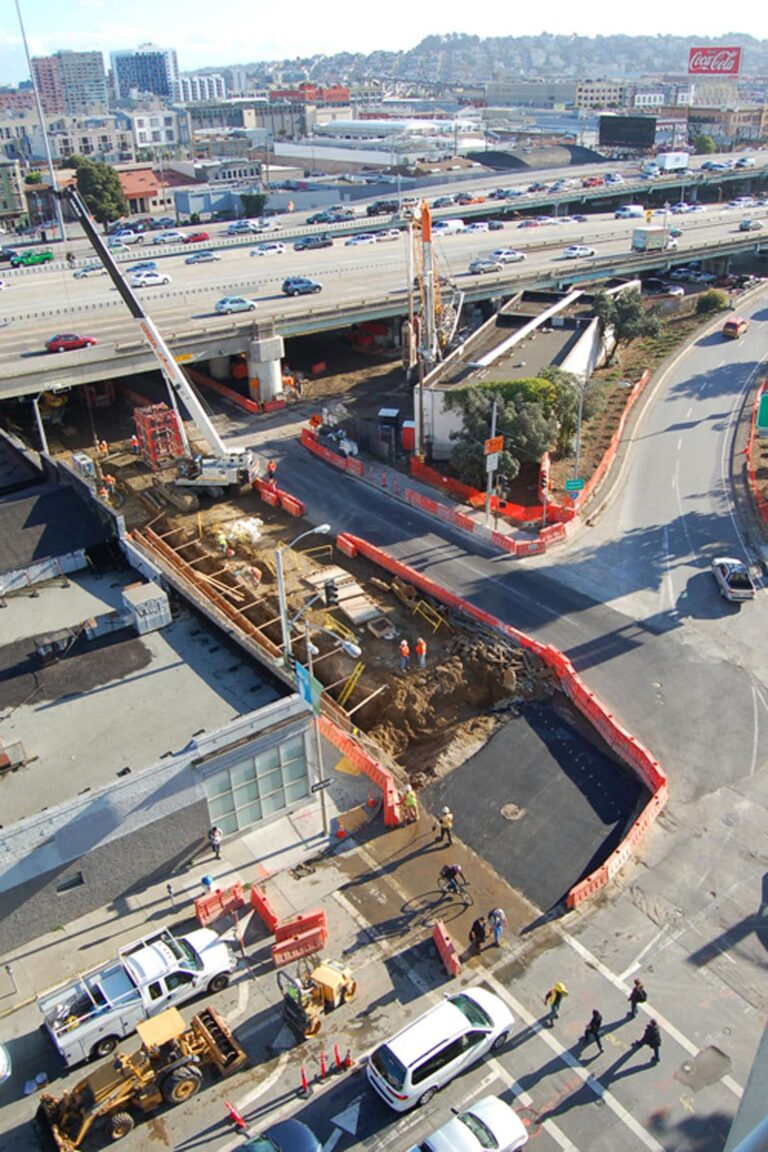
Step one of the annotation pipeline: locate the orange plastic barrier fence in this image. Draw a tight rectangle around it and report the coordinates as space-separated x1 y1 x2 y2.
578 370 651 510
188 368 261 414
432 920 462 976
319 714 402 826
746 382 768 525
250 883 279 932
272 924 328 967
194 882 245 928
335 531 667 907
275 910 327 943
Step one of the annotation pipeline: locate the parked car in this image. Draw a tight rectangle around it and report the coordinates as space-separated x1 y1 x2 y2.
45 333 97 353
282 276 322 296
711 557 756 602
73 263 107 279
182 231 210 244
489 248 526 263
129 271 171 287
185 250 220 264
405 1096 528 1152
293 235 333 251
215 296 258 314
468 258 503 274
251 242 286 256
562 245 596 259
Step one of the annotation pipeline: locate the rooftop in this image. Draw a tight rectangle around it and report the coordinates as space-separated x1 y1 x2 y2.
0 570 285 824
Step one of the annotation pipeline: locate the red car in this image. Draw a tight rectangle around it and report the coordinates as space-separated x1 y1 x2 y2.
182 231 210 244
45 333 97 353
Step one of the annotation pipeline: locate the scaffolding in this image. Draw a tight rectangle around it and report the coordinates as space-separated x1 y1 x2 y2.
134 403 185 470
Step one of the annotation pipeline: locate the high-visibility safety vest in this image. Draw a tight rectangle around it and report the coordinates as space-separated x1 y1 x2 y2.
415 639 426 657
399 640 410 657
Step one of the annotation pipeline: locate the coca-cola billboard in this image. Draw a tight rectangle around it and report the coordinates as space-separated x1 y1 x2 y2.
688 46 742 75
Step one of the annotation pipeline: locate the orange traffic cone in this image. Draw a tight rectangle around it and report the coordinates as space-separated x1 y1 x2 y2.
336 818 347 840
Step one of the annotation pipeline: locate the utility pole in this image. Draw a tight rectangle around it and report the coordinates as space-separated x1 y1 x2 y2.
484 397 498 529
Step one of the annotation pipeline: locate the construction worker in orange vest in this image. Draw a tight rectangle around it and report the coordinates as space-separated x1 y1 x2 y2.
415 637 427 668
130 434 140 454
399 638 410 672
266 459 277 483
97 439 109 456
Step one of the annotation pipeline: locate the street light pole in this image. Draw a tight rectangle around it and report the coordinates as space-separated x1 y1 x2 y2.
275 524 331 672
305 622 328 835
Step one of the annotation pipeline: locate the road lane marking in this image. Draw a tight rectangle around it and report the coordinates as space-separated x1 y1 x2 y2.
484 972 665 1152
619 926 669 980
561 932 742 1099
489 1057 581 1151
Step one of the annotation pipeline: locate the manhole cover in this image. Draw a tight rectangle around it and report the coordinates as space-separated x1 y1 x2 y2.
675 1046 731 1091
501 803 525 821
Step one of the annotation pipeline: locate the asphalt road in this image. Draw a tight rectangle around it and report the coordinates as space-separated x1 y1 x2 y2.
0 199 766 378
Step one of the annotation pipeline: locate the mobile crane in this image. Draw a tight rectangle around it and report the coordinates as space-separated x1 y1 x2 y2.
58 186 259 496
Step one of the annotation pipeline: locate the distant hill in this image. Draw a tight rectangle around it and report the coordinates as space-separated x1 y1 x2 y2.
237 33 768 86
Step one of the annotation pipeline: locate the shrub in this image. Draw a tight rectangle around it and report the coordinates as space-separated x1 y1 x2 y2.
696 289 728 315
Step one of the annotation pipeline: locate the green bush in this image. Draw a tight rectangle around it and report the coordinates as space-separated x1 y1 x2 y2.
696 289 728 315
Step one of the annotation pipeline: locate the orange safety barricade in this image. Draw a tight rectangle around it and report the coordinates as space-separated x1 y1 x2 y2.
432 920 462 976
250 883 279 932
275 910 327 943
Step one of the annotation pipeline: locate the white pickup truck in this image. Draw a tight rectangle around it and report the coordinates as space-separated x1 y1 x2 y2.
38 926 235 1066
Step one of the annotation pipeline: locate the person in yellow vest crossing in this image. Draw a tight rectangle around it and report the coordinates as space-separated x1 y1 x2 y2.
399 638 410 672
415 637 427 668
403 784 419 823
436 805 454 846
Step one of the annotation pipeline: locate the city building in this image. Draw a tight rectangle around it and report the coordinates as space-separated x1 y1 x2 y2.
485 79 577 109
31 51 107 116
111 43 179 101
268 82 350 105
575 80 629 110
131 110 180 151
0 87 34 114
27 116 134 164
0 158 26 228
177 73 228 103
116 165 185 215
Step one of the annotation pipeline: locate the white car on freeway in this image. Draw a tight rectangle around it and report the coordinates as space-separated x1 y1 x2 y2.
129 270 171 287
489 248 526 263
251 242 286 256
345 233 378 246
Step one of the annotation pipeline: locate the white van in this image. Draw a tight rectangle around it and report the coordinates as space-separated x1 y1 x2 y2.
615 204 646 219
432 219 465 235
366 987 514 1112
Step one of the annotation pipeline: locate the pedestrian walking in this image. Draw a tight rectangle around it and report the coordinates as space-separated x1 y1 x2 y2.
488 907 508 947
208 825 223 860
403 784 419 824
581 1009 604 1053
634 1018 661 1064
436 806 454 845
399 639 410 672
628 978 647 1018
544 982 569 1026
469 916 487 955
415 636 427 668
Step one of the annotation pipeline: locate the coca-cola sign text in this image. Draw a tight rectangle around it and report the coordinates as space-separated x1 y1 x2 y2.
688 47 742 75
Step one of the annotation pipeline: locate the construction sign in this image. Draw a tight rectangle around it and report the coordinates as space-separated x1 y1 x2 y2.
484 435 504 455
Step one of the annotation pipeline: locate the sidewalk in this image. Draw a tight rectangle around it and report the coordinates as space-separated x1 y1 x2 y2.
0 738 373 1015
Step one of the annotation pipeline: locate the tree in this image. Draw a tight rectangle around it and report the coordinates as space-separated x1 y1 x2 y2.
25 170 42 184
696 288 728 315
538 366 598 455
69 156 128 227
445 384 557 488
692 134 716 155
240 192 266 219
593 289 660 365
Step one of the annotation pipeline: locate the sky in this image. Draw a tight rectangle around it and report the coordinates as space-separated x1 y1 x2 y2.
0 0 763 87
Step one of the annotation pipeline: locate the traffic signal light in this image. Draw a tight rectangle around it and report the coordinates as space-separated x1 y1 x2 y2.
324 579 339 607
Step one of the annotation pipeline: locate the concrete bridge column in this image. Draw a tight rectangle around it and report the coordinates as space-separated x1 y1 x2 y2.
247 330 285 404
207 356 231 382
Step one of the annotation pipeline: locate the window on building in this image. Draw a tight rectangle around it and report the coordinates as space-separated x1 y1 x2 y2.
202 733 308 835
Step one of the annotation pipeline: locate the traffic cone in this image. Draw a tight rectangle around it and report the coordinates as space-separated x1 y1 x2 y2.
318 1050 328 1081
367 790 377 809
344 1048 354 1069
334 1043 343 1071
224 1101 247 1130
297 1065 311 1098
336 818 347 840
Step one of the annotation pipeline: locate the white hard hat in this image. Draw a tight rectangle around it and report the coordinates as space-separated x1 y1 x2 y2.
442 806 450 814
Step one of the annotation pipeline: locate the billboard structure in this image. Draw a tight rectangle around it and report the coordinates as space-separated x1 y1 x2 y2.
599 115 656 149
688 47 743 75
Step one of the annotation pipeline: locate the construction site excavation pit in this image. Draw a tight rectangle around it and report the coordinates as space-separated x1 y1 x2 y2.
131 503 650 915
